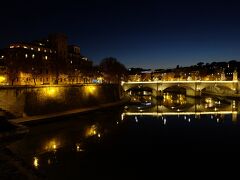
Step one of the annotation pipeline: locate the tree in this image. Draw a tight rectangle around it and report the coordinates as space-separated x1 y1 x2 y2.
197 62 204 67
99 57 127 84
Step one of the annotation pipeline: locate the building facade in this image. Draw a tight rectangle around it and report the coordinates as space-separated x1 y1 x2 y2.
0 33 93 85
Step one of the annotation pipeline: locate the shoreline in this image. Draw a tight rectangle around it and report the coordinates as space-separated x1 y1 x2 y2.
10 98 129 125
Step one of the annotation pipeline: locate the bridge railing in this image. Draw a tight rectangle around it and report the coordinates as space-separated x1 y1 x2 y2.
122 79 238 84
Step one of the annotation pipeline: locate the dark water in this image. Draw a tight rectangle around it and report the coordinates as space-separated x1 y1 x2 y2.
7 93 240 179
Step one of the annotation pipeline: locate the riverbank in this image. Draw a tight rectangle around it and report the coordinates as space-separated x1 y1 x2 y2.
11 98 129 125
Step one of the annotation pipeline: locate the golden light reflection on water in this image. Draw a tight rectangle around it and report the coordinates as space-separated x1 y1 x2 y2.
76 143 84 152
125 92 239 124
44 139 60 152
163 93 186 106
84 124 102 138
85 125 98 137
33 157 39 169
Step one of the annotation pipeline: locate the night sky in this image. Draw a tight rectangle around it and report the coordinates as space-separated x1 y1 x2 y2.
1 0 240 69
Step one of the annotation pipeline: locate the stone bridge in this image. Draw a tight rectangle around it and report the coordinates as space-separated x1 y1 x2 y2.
122 80 239 96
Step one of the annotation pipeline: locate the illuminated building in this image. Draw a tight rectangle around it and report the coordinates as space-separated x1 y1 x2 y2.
67 45 93 84
0 51 7 85
0 33 93 85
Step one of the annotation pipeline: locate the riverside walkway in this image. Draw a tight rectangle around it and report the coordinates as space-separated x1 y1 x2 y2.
11 99 128 125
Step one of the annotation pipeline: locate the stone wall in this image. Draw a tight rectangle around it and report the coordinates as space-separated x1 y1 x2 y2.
0 84 120 118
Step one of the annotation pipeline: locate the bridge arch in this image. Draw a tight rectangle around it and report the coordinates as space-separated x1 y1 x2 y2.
161 84 195 92
122 83 158 92
159 83 198 96
201 84 237 95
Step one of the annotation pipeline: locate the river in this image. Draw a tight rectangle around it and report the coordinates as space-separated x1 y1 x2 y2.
6 92 240 179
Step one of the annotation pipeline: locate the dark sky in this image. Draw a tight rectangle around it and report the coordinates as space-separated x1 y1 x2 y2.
1 0 240 69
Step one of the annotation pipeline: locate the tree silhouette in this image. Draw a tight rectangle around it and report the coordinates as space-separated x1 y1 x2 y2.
99 57 127 84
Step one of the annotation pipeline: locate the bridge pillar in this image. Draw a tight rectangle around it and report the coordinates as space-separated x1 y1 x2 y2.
152 90 162 97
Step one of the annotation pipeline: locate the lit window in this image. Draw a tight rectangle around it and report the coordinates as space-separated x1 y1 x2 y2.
44 49 47 53
25 54 28 58
0 55 4 59
70 60 73 64
38 48 41 51
45 56 48 60
10 46 14 48
32 54 35 59
31 47 34 50
50 50 52 53
23 46 28 49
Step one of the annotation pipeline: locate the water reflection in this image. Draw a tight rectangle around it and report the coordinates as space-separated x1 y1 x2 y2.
85 124 99 137
126 92 237 115
7 92 240 178
44 138 60 152
33 156 39 169
76 143 84 152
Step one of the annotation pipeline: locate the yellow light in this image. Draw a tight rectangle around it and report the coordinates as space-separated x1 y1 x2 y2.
76 143 84 152
123 80 238 85
123 111 237 116
0 76 6 83
33 157 39 168
44 139 59 151
85 85 96 94
85 125 98 137
43 87 59 97
121 113 124 121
